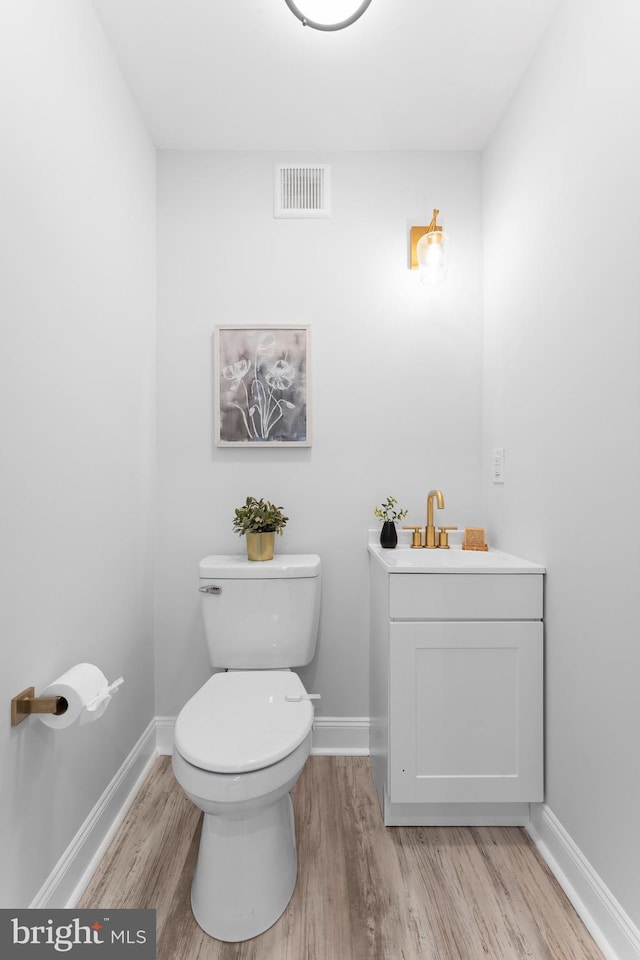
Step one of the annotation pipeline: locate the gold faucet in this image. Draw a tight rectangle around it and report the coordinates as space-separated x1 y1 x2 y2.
425 489 445 548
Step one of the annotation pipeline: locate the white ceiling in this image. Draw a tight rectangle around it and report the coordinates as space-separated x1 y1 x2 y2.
91 0 562 151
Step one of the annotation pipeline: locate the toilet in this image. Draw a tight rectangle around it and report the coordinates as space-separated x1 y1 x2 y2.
172 553 321 943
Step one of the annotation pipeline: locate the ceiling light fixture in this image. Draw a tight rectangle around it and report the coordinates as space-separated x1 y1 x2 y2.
283 0 373 32
410 209 450 285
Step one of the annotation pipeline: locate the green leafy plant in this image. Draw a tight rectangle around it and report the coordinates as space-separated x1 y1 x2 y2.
232 496 289 536
374 496 408 524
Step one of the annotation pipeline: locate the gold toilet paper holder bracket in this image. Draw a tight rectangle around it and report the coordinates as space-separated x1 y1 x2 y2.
11 687 69 726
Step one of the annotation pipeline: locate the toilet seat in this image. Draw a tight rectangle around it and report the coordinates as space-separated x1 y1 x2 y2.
174 670 314 774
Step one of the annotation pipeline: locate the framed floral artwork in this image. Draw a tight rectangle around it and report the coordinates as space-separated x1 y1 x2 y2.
214 325 311 446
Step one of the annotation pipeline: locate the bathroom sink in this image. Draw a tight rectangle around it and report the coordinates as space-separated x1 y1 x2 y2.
368 542 544 574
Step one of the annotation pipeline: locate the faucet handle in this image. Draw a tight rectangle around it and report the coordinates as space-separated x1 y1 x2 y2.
403 525 423 549
438 525 458 549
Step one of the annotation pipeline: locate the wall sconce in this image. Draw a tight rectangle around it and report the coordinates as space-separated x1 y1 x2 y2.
410 209 450 285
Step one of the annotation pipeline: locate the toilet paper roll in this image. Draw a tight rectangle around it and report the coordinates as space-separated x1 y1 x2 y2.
38 663 124 729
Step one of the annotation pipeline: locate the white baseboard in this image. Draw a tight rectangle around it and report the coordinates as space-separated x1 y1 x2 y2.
30 719 158 909
155 715 176 756
311 716 370 755
156 715 371 758
527 804 640 960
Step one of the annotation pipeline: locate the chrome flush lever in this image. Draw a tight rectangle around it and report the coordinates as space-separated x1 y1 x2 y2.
199 584 221 594
285 693 321 702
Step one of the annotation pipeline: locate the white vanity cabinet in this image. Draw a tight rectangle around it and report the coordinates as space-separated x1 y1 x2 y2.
369 544 545 825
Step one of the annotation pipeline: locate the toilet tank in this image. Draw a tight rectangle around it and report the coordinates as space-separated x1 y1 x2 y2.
198 554 321 669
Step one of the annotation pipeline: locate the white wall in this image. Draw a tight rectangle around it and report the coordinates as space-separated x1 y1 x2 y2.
483 0 640 931
156 151 483 718
0 0 156 906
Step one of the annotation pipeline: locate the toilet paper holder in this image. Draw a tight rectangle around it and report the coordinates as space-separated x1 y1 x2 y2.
11 687 69 726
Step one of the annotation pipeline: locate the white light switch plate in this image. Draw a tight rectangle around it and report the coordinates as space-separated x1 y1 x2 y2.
492 448 505 483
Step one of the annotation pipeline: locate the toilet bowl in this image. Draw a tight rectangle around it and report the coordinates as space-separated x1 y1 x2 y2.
173 553 321 941
172 669 315 942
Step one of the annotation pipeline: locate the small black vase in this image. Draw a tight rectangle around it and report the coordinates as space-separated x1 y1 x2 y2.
380 520 398 549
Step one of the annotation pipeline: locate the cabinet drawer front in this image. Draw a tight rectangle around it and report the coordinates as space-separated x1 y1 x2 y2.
389 573 542 620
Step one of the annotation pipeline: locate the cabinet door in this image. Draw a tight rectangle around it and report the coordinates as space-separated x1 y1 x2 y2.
389 621 543 803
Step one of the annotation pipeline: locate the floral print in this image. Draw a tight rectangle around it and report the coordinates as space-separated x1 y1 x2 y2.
265 359 296 390
219 331 304 442
222 358 251 390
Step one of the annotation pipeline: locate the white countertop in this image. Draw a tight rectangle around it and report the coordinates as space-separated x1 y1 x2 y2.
368 541 545 574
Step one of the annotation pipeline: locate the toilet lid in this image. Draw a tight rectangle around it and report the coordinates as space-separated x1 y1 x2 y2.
174 671 314 774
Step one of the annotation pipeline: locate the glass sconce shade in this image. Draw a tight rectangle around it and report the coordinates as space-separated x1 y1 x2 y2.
416 229 449 285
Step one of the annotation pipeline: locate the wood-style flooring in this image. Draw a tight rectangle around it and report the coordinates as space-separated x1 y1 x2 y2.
79 757 604 960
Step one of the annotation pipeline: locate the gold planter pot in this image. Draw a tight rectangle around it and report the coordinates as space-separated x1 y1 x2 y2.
246 531 276 562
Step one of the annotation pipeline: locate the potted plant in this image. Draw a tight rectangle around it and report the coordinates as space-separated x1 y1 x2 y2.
232 496 289 561
374 496 408 549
